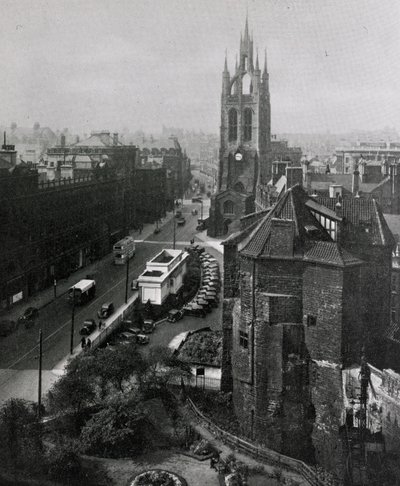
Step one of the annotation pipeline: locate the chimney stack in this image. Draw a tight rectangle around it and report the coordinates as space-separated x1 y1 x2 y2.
113 133 119 146
352 165 360 196
60 134 66 148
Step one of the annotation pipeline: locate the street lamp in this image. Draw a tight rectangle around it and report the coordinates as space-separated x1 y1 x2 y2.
70 287 75 354
199 200 203 220
172 204 176 250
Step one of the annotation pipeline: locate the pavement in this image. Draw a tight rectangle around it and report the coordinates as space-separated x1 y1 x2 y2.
0 196 224 406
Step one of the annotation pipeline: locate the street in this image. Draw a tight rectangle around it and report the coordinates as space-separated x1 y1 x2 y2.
0 199 221 403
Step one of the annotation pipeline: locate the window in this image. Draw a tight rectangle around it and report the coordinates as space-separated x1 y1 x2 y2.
228 109 238 142
242 72 252 94
243 108 252 141
307 314 317 327
169 278 174 287
223 200 234 214
239 330 248 349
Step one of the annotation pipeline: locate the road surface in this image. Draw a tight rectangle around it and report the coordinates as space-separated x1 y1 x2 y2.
0 200 221 403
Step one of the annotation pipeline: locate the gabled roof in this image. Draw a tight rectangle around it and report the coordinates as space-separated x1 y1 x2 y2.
72 132 123 148
232 184 393 264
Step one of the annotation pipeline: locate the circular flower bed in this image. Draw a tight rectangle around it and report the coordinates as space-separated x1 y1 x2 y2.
131 469 187 486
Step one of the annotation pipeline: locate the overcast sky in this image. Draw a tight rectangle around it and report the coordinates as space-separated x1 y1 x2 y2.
1 0 399 134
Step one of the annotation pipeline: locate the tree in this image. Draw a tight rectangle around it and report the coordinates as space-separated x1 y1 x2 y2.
139 345 191 395
79 394 146 457
0 398 44 473
92 343 147 393
47 369 96 433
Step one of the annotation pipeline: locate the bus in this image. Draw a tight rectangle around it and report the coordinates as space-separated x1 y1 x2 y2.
113 236 135 265
68 279 96 305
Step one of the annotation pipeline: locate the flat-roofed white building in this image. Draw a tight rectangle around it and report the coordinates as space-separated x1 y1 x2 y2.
138 248 189 305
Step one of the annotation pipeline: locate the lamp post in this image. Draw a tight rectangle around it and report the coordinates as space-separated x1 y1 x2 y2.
53 279 57 299
173 204 176 249
70 288 75 354
125 255 130 304
199 200 203 220
37 329 43 419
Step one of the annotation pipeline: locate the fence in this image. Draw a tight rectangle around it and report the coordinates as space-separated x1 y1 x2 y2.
38 176 94 190
169 375 221 391
186 397 328 486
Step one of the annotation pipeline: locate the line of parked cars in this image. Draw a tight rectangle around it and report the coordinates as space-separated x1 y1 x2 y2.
183 249 221 318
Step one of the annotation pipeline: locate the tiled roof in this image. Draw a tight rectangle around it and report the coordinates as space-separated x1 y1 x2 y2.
303 241 362 267
385 321 400 343
384 214 400 239
237 184 394 262
309 173 389 195
317 197 394 247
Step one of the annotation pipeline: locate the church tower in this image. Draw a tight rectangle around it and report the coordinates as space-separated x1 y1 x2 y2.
208 16 271 237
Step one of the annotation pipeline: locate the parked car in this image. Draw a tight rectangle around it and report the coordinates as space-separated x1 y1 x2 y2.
177 217 186 226
191 209 198 215
192 197 202 203
175 210 182 218
80 319 97 336
136 333 150 345
167 309 184 323
126 326 142 336
131 279 139 291
116 331 137 342
19 308 39 329
183 304 206 318
142 319 155 334
97 302 114 319
18 307 39 326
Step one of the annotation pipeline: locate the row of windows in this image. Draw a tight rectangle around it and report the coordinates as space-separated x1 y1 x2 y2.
228 108 252 142
311 211 337 241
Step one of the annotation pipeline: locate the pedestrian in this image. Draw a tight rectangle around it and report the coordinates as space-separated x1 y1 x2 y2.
98 320 102 330
80 336 86 349
86 338 91 350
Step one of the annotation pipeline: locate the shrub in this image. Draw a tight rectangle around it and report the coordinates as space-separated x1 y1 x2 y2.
46 439 82 484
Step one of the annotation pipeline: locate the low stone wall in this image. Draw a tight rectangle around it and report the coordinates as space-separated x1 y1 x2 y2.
186 397 329 486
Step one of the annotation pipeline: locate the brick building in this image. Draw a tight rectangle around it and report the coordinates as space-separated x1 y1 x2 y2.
0 146 166 308
221 184 394 476
305 159 400 214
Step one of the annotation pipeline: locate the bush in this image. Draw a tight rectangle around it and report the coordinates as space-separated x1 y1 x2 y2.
46 439 82 484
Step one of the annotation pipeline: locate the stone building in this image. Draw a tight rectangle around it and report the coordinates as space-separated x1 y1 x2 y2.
208 17 271 237
0 146 166 308
221 184 394 476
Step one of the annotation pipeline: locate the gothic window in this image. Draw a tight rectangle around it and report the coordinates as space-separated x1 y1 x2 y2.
243 108 252 141
234 182 245 193
223 200 234 214
242 73 252 94
228 109 238 142
239 330 248 349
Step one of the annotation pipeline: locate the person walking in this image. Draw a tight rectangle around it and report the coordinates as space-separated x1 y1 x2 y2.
80 336 86 349
98 320 102 330
86 338 92 350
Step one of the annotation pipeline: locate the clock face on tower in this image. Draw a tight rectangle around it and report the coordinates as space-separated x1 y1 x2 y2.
235 152 243 161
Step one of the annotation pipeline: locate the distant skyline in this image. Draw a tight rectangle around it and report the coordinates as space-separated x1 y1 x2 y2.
1 0 399 135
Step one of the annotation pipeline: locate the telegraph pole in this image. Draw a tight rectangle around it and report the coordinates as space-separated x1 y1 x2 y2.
38 329 43 419
173 204 176 249
125 255 130 304
70 288 75 354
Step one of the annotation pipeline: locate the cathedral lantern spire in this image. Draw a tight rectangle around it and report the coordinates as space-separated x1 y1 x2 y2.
224 49 228 73
255 48 260 71
263 48 268 75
